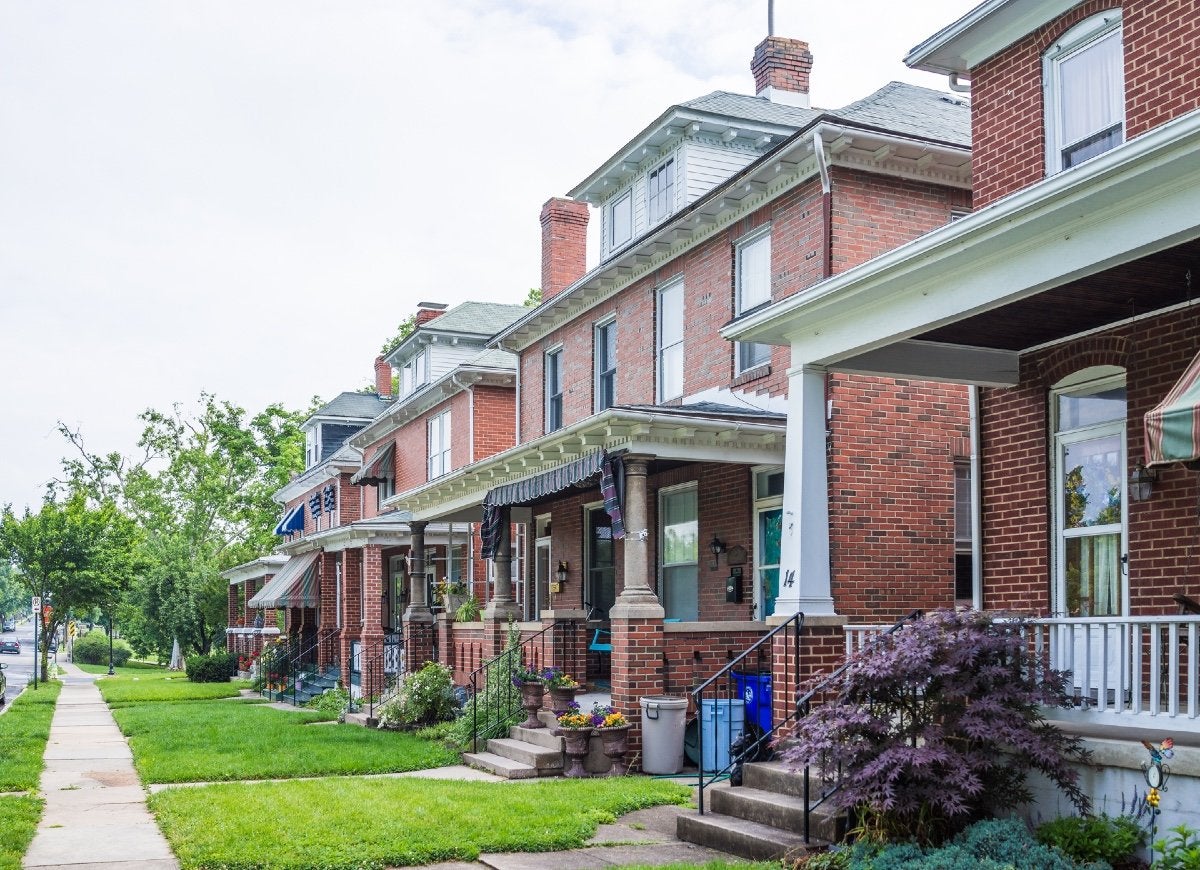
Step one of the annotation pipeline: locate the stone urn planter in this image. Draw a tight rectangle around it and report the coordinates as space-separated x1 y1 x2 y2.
558 728 593 778
598 725 631 776
518 681 546 729
548 685 578 714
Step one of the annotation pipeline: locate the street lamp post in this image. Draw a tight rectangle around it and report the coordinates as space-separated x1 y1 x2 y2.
107 613 115 676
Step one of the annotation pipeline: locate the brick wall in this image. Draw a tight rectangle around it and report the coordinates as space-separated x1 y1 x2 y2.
970 0 1200 208
981 307 1200 614
393 392 472 493
662 628 769 696
471 385 516 462
828 374 969 620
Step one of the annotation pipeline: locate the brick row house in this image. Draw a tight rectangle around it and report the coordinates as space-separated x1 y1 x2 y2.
382 38 976 768
225 30 981 778
734 0 1200 824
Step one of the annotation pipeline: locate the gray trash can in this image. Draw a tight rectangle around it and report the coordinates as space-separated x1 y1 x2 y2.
640 695 688 774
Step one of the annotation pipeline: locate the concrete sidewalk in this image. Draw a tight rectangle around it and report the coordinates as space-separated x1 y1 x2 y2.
22 662 179 870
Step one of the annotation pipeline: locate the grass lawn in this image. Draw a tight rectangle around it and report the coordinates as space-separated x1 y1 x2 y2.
77 664 251 704
112 699 459 783
150 776 691 868
0 680 61 792
0 796 43 870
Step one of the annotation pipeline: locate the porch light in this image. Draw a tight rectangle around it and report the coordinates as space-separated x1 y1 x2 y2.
709 536 726 569
1130 463 1156 502
556 561 569 587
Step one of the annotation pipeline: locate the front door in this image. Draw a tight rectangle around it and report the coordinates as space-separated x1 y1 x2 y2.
757 508 782 620
586 506 615 620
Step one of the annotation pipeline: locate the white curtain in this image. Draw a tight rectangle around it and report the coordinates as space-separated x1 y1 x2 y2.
1059 31 1123 146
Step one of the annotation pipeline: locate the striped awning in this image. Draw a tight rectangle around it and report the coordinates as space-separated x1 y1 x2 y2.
273 503 305 536
481 451 624 558
351 443 394 486
247 551 320 609
1146 349 1200 465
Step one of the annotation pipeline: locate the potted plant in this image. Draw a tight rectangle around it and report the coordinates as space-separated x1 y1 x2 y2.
511 664 546 729
556 702 594 777
590 703 631 776
454 595 481 623
433 577 467 612
541 667 581 713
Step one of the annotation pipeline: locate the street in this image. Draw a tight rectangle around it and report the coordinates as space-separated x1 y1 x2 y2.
1 618 59 694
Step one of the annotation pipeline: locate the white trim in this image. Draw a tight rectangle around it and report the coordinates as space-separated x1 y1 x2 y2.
544 345 564 433
1043 13 1124 175
594 316 618 413
656 277 685 402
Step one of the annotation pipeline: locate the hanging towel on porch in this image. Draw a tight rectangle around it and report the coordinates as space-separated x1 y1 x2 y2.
600 453 626 540
1145 348 1200 465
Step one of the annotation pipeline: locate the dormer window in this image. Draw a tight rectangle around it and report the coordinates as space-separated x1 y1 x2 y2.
1044 13 1125 174
609 190 633 249
304 427 318 468
400 348 429 397
647 159 675 225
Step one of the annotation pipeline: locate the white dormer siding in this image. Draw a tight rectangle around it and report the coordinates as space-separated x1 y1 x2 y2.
397 341 488 399
598 138 767 261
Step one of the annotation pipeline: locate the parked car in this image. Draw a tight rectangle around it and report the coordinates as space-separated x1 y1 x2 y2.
0 639 20 655
2 619 15 632
0 662 6 706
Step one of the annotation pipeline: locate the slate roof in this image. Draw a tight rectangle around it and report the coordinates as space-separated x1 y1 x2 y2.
832 81 970 146
312 391 389 420
616 401 787 421
420 302 528 337
679 91 820 129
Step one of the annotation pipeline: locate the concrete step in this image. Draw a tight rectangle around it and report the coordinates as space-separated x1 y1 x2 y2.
462 751 539 780
743 760 824 798
487 737 563 771
511 724 564 750
710 786 843 843
676 812 817 862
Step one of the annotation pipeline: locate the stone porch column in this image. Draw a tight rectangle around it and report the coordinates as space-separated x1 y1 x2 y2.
404 521 435 673
608 455 664 765
484 506 520 623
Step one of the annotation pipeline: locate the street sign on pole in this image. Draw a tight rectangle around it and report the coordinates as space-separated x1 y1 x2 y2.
31 596 40 612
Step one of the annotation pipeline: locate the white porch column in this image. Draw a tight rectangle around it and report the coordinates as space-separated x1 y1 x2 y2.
773 364 835 617
483 505 520 621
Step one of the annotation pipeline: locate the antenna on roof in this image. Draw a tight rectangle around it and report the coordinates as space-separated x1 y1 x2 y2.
767 0 774 36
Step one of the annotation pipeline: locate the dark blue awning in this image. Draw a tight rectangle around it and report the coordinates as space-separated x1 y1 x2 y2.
274 504 305 536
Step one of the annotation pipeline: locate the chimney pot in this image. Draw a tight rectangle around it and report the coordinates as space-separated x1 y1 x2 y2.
414 301 448 327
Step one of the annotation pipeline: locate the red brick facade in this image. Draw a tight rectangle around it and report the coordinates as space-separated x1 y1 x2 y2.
970 0 1200 208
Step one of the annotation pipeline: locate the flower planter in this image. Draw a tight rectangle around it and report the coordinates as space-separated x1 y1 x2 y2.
598 725 630 776
518 681 546 729
547 685 578 714
559 728 593 778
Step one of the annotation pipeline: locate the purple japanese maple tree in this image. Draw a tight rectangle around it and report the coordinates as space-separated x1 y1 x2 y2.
779 609 1090 844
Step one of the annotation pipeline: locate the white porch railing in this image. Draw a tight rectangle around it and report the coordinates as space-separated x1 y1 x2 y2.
845 615 1200 733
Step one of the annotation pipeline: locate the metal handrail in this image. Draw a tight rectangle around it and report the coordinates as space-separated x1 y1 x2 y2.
794 609 923 843
693 612 804 816
361 630 406 721
467 621 575 752
283 627 338 706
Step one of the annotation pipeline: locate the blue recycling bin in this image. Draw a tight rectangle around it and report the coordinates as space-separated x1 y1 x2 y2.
732 671 773 733
699 698 745 772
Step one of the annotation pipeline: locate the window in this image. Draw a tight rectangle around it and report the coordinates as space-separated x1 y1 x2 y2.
376 473 395 509
304 426 318 468
427 411 451 479
647 159 675 225
413 349 428 387
545 347 563 432
660 485 698 621
954 462 973 600
595 318 617 412
1045 13 1124 173
609 190 632 249
735 229 772 373
754 468 784 621
657 280 684 401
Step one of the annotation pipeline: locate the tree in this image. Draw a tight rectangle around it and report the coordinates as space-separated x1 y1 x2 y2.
0 562 24 620
523 287 542 307
57 394 307 658
380 313 417 357
0 495 141 680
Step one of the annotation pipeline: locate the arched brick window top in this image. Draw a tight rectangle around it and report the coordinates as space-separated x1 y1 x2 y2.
1039 335 1130 387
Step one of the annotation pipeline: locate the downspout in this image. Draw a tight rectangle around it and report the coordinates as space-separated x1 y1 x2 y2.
948 73 971 93
969 385 984 609
813 128 833 280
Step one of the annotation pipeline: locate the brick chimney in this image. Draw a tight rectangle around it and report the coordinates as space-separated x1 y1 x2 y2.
374 356 393 398
751 37 812 108
540 197 589 301
415 301 448 327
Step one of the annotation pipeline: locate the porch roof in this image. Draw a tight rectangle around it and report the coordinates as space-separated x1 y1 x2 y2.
384 404 786 522
724 109 1200 385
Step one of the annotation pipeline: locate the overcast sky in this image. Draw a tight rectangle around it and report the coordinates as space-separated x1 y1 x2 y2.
0 0 978 511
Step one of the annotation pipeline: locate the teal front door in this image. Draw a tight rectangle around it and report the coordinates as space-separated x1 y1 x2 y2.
758 508 781 619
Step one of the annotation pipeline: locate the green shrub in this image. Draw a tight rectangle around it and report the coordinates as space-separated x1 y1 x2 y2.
72 628 132 667
853 818 1084 870
185 652 235 683
378 662 457 729
1154 823 1200 870
1037 814 1144 866
304 686 350 715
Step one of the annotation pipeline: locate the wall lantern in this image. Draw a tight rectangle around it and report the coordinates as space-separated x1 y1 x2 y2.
709 536 727 569
1130 463 1156 502
551 560 568 594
